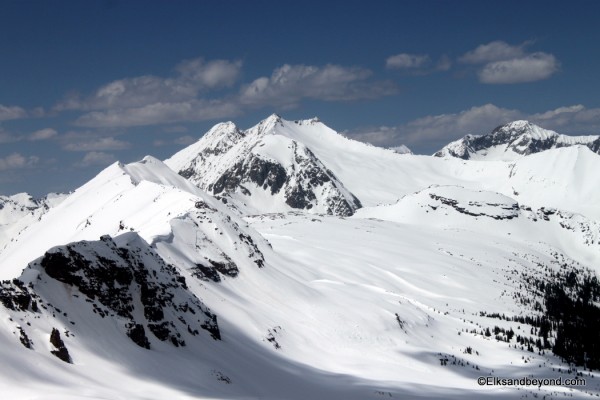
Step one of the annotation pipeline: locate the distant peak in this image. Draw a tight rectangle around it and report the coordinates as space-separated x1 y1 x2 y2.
250 113 285 135
503 120 532 129
388 144 413 155
492 120 559 141
208 121 239 133
263 113 283 125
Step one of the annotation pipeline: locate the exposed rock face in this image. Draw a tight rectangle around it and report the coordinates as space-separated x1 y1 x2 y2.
0 279 39 312
36 234 221 346
50 328 72 363
165 115 362 216
0 233 221 357
434 120 600 160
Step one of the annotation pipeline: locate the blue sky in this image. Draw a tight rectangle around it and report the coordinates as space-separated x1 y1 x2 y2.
2 0 600 196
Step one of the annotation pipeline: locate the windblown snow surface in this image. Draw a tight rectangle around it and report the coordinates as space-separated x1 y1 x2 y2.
1 116 600 399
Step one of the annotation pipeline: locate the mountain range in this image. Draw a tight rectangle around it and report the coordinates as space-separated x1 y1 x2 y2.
1 115 599 399
434 120 600 160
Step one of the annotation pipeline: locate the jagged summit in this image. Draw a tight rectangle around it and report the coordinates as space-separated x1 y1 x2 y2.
434 120 600 160
165 115 362 216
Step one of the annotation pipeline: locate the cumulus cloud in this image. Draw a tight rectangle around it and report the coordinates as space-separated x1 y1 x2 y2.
478 52 559 84
346 104 521 149
239 64 396 109
58 57 395 127
0 153 39 171
0 104 27 121
459 41 559 84
459 40 528 64
76 151 117 167
55 58 243 112
29 128 58 141
529 104 600 133
386 53 430 69
73 99 239 128
60 131 131 151
175 58 241 89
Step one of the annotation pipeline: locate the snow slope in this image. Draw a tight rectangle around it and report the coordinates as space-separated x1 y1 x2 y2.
0 192 68 253
1 115 600 399
0 156 268 281
3 192 599 399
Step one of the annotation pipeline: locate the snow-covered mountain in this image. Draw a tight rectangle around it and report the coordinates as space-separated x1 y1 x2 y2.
389 144 413 154
165 115 362 216
0 156 268 281
0 192 68 253
1 115 600 399
434 120 600 161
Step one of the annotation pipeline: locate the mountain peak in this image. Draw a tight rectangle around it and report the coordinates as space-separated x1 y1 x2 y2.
491 120 558 141
435 120 599 161
498 120 533 130
165 114 363 216
248 113 284 136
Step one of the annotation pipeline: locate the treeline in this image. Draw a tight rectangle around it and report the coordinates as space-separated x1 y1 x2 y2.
481 268 600 370
544 272 600 369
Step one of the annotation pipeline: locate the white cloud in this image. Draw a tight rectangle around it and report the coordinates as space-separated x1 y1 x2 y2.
459 41 528 64
29 128 58 141
239 64 396 108
76 152 116 167
459 41 559 84
386 53 430 69
55 58 243 111
529 104 600 133
0 104 27 121
478 52 559 84
58 58 395 127
0 153 39 171
346 104 522 149
60 132 131 151
175 58 241 89
73 99 239 128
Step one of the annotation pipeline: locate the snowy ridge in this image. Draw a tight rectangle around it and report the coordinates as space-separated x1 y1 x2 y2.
166 114 362 216
0 192 68 254
0 156 269 282
434 120 600 160
357 185 600 265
